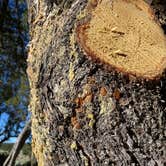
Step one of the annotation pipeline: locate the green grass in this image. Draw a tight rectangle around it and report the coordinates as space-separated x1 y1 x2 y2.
0 143 13 152
0 143 31 155
0 143 37 166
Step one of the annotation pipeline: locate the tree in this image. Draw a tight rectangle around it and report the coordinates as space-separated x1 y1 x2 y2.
0 0 31 165
27 0 166 165
0 0 29 143
0 0 9 28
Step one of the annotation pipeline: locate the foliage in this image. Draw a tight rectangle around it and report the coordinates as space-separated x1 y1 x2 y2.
0 0 29 143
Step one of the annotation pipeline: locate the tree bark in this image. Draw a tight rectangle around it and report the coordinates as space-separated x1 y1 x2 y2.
27 0 166 165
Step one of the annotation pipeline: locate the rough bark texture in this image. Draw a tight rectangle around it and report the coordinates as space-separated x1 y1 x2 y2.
27 0 166 165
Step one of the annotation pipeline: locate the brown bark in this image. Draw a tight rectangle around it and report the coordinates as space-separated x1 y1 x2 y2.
27 0 166 165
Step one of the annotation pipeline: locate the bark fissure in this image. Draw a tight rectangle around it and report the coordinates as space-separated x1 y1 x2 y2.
27 0 166 165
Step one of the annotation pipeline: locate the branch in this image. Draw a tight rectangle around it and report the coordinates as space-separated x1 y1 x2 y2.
3 120 31 166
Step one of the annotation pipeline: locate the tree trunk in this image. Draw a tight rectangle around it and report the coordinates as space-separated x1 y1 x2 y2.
27 0 166 165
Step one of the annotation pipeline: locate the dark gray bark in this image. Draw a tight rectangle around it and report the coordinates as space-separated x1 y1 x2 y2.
27 0 166 165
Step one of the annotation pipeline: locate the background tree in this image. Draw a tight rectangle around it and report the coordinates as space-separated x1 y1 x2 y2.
27 0 166 165
0 0 29 143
